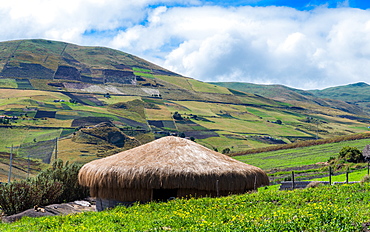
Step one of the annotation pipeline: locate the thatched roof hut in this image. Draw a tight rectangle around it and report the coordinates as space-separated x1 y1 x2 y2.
78 136 269 210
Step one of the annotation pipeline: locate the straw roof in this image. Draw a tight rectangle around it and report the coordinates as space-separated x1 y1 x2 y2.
78 136 269 200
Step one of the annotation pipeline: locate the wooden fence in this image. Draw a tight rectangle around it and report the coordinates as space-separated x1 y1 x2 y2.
279 165 369 190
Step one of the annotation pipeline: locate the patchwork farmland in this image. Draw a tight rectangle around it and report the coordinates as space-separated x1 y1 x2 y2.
0 39 370 185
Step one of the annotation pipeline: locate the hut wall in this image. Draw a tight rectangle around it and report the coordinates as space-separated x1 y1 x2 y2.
93 187 257 211
91 187 152 202
92 186 251 204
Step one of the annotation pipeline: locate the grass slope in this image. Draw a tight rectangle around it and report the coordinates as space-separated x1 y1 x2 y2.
233 135 370 183
309 82 370 113
1 183 370 231
1 39 370 181
234 138 370 170
1 85 370 179
210 82 368 116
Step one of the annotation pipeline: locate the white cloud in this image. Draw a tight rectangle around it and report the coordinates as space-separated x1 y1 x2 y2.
1 1 370 89
0 0 198 42
116 5 370 89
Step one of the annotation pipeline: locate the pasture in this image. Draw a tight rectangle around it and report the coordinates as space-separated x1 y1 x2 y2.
187 79 232 94
1 183 369 231
234 138 370 170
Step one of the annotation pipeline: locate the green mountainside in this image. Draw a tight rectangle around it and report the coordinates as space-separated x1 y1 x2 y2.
210 82 370 116
308 82 370 112
0 39 370 181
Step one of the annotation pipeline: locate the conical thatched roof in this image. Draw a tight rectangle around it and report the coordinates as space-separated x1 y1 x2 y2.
78 136 269 201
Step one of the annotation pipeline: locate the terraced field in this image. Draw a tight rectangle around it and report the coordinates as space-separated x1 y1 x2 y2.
1 39 370 181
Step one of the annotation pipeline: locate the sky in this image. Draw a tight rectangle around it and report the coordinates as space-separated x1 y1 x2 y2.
1 0 370 90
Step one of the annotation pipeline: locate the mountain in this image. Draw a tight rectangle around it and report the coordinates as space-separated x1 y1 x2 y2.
209 82 369 116
0 39 178 86
308 82 370 113
1 39 370 181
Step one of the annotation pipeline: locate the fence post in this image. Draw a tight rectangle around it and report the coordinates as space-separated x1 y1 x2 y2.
329 166 332 185
8 145 13 183
27 153 30 178
368 162 369 176
54 137 58 161
346 167 349 184
292 171 295 189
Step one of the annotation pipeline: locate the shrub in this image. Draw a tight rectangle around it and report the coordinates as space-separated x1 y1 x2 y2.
0 179 63 215
338 146 364 163
173 112 183 120
36 159 89 203
222 148 231 154
0 159 89 215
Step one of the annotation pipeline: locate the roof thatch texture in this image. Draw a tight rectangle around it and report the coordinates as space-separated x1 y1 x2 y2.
78 136 269 201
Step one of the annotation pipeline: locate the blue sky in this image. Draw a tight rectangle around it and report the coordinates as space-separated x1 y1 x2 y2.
153 0 370 9
201 0 370 9
1 0 370 89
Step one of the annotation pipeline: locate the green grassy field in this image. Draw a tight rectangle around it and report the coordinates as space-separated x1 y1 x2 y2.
0 79 17 88
211 82 370 116
0 128 62 153
234 138 370 170
311 168 369 183
145 104 172 120
1 183 369 231
2 40 370 185
2 39 370 230
188 79 232 94
132 67 151 73
196 134 251 151
154 75 194 91
1 86 370 166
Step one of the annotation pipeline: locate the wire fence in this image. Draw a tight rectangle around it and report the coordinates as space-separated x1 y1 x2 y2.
279 164 370 190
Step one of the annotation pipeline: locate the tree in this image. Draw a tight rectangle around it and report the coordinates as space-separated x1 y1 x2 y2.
173 112 183 120
338 146 364 163
69 99 78 104
276 119 282 125
222 147 230 154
